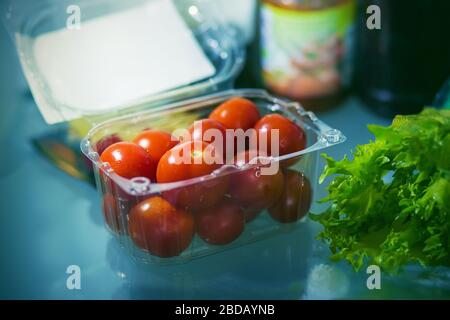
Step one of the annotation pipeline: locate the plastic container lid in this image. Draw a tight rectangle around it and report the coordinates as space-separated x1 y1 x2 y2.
2 0 245 124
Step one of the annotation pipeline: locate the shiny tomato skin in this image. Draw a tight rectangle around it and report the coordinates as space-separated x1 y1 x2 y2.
229 151 284 211
97 134 122 156
254 114 306 167
269 170 312 223
128 196 195 258
209 97 260 130
156 141 221 183
133 129 179 167
195 198 245 245
163 175 229 211
84 134 122 172
100 142 155 181
156 141 228 210
187 119 228 157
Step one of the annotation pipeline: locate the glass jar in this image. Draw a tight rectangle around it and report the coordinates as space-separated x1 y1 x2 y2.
259 0 356 110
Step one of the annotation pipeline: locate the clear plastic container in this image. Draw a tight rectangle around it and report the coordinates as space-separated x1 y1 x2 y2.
2 0 244 124
4 0 345 264
81 89 345 264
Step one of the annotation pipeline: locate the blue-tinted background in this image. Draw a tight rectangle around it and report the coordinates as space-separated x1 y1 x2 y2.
1 14 449 299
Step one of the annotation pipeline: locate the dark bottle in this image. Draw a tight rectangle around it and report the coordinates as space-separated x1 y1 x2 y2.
355 0 450 117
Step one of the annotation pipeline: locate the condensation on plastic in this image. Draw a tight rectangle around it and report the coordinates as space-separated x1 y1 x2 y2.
81 89 346 264
1 0 245 125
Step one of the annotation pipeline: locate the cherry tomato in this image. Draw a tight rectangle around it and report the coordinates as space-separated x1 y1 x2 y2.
97 134 122 156
229 150 284 211
157 140 222 182
84 134 122 172
157 141 228 210
254 114 306 167
102 193 131 234
195 198 245 245
100 142 155 181
269 170 312 223
102 193 121 233
209 97 260 130
243 208 263 223
162 176 229 211
128 196 195 258
133 129 178 167
99 171 136 201
187 119 228 158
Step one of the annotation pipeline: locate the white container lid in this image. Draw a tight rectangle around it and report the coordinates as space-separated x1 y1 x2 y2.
2 0 245 124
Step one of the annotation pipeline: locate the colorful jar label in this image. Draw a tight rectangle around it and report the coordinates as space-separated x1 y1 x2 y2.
261 0 356 100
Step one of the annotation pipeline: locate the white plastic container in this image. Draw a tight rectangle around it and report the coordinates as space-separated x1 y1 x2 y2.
2 0 245 124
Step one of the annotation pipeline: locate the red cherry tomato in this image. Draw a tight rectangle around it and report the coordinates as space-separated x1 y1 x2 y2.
99 171 135 201
269 170 312 223
102 193 121 233
84 134 122 172
162 176 229 211
229 150 284 211
157 141 228 210
97 134 122 156
157 140 222 182
102 193 131 234
187 119 228 158
243 208 263 223
100 142 155 181
209 97 260 130
133 129 178 167
254 114 306 167
195 198 245 245
128 196 195 257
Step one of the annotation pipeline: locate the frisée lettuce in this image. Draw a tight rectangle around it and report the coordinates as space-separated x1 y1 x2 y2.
311 108 450 272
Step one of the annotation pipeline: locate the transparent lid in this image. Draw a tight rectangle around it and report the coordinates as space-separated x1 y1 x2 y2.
2 0 245 124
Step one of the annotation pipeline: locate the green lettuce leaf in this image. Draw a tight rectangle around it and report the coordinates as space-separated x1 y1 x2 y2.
311 108 450 273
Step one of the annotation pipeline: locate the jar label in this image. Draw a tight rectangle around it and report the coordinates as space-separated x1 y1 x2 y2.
261 0 356 100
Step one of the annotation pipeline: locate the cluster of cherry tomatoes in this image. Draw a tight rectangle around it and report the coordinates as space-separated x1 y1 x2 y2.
97 97 312 258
